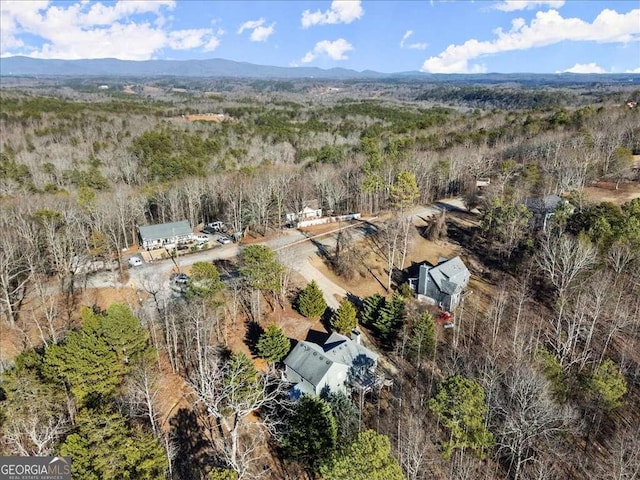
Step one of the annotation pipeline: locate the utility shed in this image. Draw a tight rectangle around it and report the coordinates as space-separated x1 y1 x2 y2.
138 220 193 250
417 256 470 311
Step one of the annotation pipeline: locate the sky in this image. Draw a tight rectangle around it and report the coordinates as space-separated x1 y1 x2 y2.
1 0 639 74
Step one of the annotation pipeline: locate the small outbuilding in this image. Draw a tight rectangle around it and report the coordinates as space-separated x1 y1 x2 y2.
137 220 193 250
415 256 470 311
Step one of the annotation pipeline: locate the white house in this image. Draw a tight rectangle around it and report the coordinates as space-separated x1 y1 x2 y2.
285 206 323 225
283 331 379 397
137 220 194 250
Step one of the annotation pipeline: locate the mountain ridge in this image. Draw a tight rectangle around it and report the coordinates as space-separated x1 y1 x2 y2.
1 56 638 82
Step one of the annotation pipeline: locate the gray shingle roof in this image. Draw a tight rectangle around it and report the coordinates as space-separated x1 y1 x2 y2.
430 257 469 295
525 195 563 214
283 341 334 387
283 332 378 390
323 332 379 365
138 220 192 241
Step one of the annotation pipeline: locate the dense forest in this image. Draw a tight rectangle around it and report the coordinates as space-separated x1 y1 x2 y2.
0 77 639 479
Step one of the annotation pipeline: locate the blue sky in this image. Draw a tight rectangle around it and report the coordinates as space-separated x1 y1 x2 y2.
1 0 638 73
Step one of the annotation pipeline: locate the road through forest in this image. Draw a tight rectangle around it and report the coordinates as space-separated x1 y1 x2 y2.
84 198 466 308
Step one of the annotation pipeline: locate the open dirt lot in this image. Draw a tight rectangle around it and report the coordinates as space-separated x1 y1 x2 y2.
308 229 464 301
179 113 230 123
584 181 640 205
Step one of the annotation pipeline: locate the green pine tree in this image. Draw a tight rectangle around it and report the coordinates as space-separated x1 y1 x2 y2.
331 300 357 335
589 358 627 411
208 468 239 480
375 293 404 341
223 352 262 405
427 375 494 459
389 171 419 211
360 294 385 326
44 304 150 407
296 280 327 318
283 395 337 469
256 324 290 364
187 261 224 300
240 245 284 294
326 391 360 445
60 409 167 480
319 430 404 480
408 312 436 365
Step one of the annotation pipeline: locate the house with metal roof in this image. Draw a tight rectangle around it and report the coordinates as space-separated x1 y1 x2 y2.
137 220 194 250
524 194 573 230
283 330 379 397
416 256 470 311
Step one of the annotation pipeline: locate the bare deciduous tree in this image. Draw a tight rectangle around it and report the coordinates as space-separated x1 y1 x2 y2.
489 366 578 480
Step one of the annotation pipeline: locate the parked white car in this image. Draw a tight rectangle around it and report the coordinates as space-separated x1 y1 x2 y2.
206 221 225 232
128 256 143 267
217 235 231 245
194 234 209 243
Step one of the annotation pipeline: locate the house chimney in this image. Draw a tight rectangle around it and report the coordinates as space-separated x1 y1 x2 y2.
351 329 361 345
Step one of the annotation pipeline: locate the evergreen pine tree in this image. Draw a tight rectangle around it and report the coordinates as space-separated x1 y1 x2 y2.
408 312 436 365
331 300 357 335
44 304 150 407
360 294 385 326
326 391 360 445
283 395 337 469
427 375 494 459
319 430 404 480
60 409 167 480
589 358 627 411
256 324 290 364
296 280 327 318
375 293 404 341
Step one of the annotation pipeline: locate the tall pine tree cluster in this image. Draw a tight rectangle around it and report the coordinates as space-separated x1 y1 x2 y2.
359 293 406 342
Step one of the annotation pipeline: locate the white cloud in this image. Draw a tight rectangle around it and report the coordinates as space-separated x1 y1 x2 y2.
237 18 275 42
250 24 275 42
238 19 264 34
421 8 640 73
560 62 607 73
493 1 565 12
301 38 353 63
0 0 222 60
301 0 363 28
626 67 640 73
400 30 428 50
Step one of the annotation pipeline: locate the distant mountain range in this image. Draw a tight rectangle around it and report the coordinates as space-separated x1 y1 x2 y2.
0 56 394 79
1 56 638 83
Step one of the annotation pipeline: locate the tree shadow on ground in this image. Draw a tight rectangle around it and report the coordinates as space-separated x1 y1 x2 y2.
169 407 214 480
319 306 335 334
245 320 265 356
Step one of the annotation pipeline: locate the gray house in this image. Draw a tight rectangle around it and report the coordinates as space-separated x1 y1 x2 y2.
416 256 470 311
283 330 379 397
524 195 573 230
138 220 194 250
